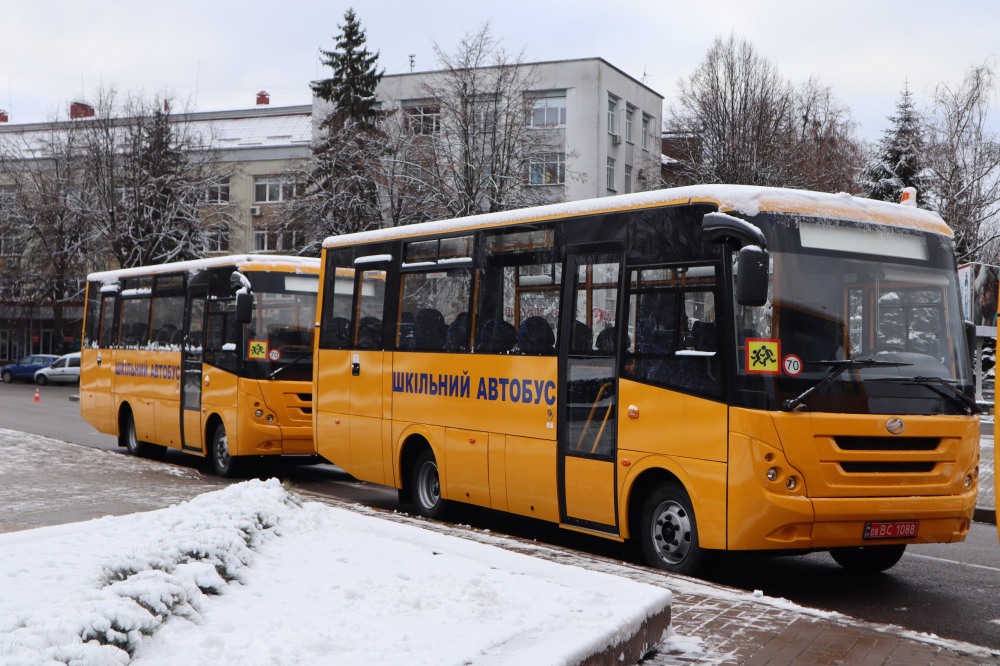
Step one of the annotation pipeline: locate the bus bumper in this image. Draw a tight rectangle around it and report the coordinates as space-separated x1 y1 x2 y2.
728 488 976 551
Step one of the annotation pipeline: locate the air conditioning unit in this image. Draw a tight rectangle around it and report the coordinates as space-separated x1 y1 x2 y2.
611 133 622 146
250 206 262 217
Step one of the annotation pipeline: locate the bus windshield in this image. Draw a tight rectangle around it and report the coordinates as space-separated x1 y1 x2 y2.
239 273 318 381
733 215 972 415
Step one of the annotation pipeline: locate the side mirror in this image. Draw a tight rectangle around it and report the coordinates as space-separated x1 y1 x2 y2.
736 245 770 307
235 291 254 324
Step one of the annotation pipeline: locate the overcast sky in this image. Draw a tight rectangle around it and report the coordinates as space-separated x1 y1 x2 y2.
3 0 998 141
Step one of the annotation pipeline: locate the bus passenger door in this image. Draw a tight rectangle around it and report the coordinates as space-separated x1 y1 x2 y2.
558 252 623 534
180 290 206 452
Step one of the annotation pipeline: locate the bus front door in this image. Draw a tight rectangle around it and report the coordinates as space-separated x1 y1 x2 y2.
180 290 206 452
558 252 623 534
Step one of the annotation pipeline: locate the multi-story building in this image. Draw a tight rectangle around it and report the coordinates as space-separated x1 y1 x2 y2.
327 57 663 203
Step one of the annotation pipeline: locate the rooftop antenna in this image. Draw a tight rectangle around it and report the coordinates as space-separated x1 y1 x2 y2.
409 55 416 72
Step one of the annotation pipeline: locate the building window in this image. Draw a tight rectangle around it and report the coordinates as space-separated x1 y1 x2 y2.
624 165 633 194
642 113 652 151
254 176 302 203
625 106 636 144
204 177 231 204
204 226 230 254
254 229 301 253
608 95 619 137
403 103 440 135
529 91 567 127
606 157 616 192
0 233 22 257
527 153 566 186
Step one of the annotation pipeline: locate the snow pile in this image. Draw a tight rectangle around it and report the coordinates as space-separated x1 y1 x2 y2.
0 479 671 666
0 479 295 664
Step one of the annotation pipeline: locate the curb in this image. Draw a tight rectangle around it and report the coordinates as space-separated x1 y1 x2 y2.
582 603 671 666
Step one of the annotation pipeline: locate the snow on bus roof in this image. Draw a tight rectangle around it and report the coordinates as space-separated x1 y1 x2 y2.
322 185 952 249
87 254 320 283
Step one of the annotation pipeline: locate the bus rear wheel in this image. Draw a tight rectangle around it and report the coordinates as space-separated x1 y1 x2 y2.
410 448 450 520
120 409 164 458
638 482 704 576
210 424 241 478
830 544 906 573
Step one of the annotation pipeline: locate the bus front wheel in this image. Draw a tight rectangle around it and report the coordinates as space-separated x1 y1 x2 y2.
638 482 704 576
830 544 906 573
211 424 241 478
410 448 450 520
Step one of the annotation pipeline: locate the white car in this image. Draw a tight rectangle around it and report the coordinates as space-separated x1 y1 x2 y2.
34 352 81 385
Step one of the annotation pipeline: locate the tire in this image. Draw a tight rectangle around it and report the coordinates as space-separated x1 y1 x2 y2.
35 374 48 386
211 423 241 477
830 544 906 573
119 409 164 457
637 482 704 576
410 448 450 520
1 371 12 384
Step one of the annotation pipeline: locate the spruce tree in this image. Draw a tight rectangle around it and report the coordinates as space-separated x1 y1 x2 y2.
311 9 384 127
860 86 928 205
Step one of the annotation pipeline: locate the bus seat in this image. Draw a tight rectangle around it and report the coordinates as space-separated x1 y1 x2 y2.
595 327 616 354
444 313 470 351
514 316 555 355
571 320 592 354
414 308 446 351
475 319 516 354
691 321 716 352
357 316 382 350
398 312 415 349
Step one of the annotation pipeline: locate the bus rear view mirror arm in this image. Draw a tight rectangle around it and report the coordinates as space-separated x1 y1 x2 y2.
702 212 769 307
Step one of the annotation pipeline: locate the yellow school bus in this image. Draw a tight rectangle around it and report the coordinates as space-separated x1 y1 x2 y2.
81 254 320 476
314 185 980 574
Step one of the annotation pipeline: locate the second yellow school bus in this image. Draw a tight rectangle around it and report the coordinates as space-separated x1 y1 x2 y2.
81 254 320 476
314 185 979 574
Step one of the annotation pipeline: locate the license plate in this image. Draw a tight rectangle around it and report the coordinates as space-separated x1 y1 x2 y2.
863 521 919 540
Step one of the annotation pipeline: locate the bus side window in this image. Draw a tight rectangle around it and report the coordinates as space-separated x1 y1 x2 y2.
398 269 472 352
355 269 387 350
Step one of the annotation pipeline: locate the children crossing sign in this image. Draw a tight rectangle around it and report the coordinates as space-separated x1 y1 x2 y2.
746 338 780 374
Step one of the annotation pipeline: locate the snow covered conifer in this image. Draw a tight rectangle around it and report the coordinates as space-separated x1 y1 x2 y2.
859 86 928 205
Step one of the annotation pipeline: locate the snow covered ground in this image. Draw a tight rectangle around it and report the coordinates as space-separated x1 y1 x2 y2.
0 478 671 665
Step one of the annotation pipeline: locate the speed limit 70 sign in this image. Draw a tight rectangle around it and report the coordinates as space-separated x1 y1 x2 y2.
783 354 803 376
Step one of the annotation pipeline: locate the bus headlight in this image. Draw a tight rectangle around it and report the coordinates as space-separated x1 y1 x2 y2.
785 476 798 491
255 409 264 419
766 467 779 482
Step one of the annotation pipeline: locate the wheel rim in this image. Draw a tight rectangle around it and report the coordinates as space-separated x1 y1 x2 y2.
415 459 440 511
126 417 138 453
650 500 692 565
214 429 230 471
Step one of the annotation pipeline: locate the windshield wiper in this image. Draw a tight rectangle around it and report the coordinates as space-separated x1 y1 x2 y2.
268 351 312 379
871 376 980 415
782 359 912 412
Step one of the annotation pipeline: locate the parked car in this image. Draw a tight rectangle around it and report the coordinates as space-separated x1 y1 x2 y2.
34 352 81 385
1 354 59 384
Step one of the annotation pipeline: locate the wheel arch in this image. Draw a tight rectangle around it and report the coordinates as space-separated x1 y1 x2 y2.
396 427 443 503
204 411 226 453
116 401 134 446
620 455 726 550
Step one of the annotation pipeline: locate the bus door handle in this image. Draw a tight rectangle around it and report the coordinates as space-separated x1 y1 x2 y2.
96 352 102 367
352 354 360 377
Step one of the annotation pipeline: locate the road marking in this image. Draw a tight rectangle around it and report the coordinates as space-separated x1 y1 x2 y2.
908 552 1000 573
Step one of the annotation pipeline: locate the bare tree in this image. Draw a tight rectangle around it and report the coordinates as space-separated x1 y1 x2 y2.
924 62 1000 263
0 123 96 353
81 88 232 268
400 24 556 219
667 35 861 191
